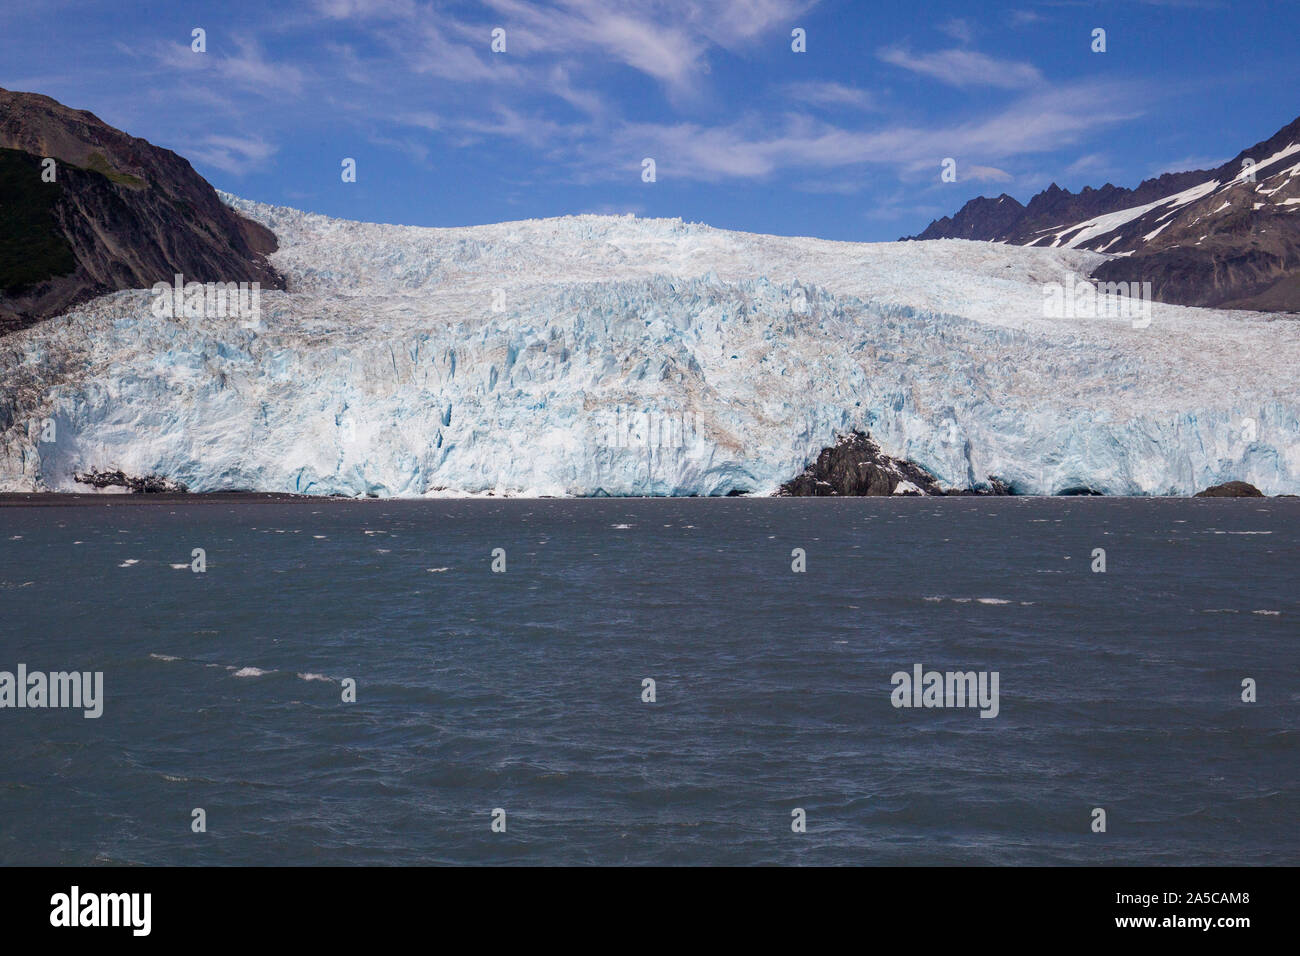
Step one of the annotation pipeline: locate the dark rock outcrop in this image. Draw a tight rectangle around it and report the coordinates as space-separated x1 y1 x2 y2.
0 88 284 334
777 431 1009 497
913 193 1032 243
73 469 188 493
905 114 1300 312
1194 481 1265 498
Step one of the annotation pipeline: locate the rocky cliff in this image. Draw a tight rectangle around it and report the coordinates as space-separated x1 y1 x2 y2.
0 88 283 334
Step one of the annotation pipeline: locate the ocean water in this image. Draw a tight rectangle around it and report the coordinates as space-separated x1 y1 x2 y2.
0 496 1296 866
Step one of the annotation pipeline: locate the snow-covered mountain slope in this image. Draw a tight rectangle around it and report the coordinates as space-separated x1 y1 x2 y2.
911 114 1300 311
1 196 1298 496
1021 139 1300 257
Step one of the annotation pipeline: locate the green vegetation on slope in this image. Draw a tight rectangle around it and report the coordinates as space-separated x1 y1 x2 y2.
85 151 146 188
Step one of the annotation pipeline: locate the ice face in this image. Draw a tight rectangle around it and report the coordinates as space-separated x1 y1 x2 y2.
1 195 1297 496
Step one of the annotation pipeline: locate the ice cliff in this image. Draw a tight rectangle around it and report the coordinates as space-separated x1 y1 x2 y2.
1 195 1298 496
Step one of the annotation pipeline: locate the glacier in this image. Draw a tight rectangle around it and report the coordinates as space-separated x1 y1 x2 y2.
1 194 1298 497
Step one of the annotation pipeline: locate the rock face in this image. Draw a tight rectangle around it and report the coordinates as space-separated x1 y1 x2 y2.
71 469 188 493
906 114 1300 312
1194 481 1265 498
777 432 1009 497
0 88 283 334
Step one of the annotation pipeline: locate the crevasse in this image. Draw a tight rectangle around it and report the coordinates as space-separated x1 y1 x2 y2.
0 195 1297 496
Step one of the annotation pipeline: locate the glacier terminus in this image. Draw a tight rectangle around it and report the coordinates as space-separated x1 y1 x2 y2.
1 195 1297 498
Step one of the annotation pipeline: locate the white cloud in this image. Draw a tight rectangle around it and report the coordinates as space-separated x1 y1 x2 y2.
965 165 1013 183
548 64 608 117
312 0 418 20
185 134 278 175
96 2 1154 206
793 178 866 195
153 38 307 98
476 0 709 96
1008 10 1044 27
780 81 877 110
592 81 1140 183
878 46 1044 89
1065 153 1110 177
312 0 809 98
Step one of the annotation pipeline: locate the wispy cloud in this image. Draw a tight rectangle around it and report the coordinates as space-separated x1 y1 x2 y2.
879 46 1044 89
965 165 1013 183
311 0 809 99
1065 153 1110 177
455 104 584 150
779 80 877 111
476 0 717 97
1008 9 1045 27
312 0 419 18
154 38 307 98
593 81 1141 184
938 18 976 44
11 0 1214 241
185 134 278 175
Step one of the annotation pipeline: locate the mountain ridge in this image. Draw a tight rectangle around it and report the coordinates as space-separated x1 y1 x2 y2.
906 114 1300 311
0 87 284 334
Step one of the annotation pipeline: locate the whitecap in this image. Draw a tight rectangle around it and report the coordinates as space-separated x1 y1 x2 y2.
231 666 269 677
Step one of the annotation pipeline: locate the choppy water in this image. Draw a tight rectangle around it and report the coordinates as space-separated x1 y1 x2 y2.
1 497 1296 865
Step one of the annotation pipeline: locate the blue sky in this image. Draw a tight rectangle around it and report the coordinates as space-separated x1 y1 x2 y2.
4 0 1298 240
